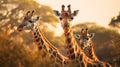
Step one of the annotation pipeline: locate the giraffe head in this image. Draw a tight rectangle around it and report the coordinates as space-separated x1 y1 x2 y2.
75 28 95 49
17 10 39 32
53 5 79 28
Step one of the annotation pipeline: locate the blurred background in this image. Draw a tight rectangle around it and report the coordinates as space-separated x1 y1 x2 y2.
0 0 120 67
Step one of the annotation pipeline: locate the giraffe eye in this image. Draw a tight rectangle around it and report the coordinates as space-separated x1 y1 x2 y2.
28 20 33 23
59 17 62 20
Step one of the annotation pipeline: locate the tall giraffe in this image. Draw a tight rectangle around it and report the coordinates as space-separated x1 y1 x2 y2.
54 4 80 61
75 28 112 67
54 4 91 66
54 5 112 67
17 10 70 67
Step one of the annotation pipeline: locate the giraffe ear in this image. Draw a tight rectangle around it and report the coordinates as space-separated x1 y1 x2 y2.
75 34 80 40
72 10 79 16
53 10 60 16
88 33 95 38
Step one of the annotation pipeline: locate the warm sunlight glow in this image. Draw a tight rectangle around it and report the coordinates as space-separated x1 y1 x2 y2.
36 0 120 27
45 23 63 36
55 23 63 36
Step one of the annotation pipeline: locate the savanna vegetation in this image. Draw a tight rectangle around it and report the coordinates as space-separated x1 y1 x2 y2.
0 0 120 67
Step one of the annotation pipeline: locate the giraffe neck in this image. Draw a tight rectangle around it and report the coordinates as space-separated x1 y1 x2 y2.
85 44 112 67
61 20 83 61
83 40 112 67
32 24 69 66
33 25 46 50
84 43 99 61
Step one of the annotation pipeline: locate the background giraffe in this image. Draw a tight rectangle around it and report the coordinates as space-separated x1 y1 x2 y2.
75 28 99 61
54 4 112 67
75 28 112 67
17 10 70 67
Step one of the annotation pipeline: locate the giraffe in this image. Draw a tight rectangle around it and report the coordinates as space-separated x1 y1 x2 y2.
75 28 99 61
54 4 112 67
75 28 112 67
53 4 80 61
17 10 70 67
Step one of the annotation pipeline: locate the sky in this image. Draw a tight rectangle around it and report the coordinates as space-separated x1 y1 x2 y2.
35 0 120 36
36 0 120 26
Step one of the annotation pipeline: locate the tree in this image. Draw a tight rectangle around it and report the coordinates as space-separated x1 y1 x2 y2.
109 12 120 28
0 0 59 46
0 0 58 35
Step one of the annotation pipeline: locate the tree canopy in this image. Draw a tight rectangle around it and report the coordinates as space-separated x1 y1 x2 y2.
109 12 120 28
